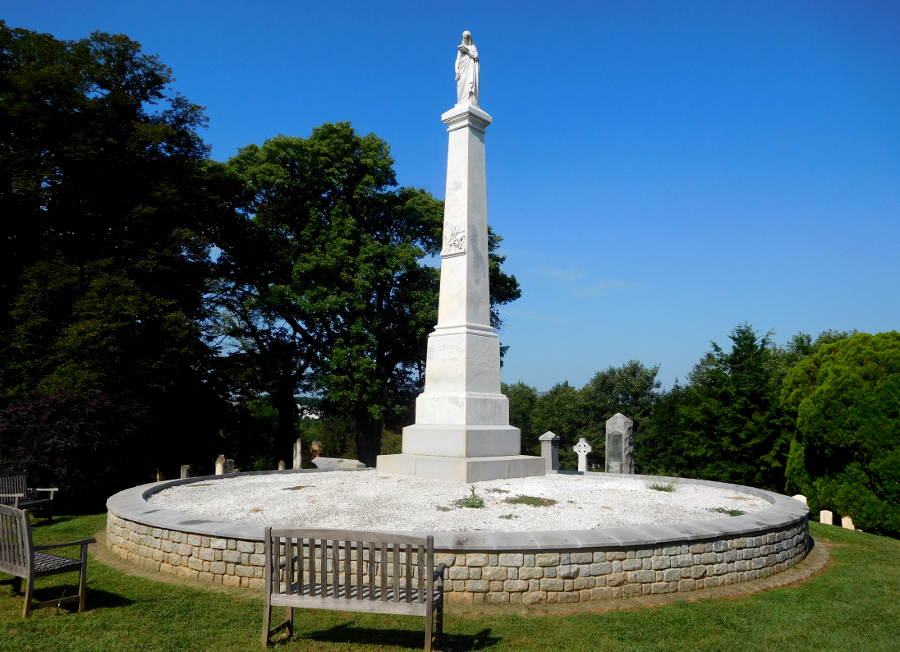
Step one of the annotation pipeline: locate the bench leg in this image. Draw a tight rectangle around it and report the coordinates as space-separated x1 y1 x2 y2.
436 600 444 646
285 606 294 638
261 602 272 648
22 577 33 618
79 543 89 612
425 605 434 652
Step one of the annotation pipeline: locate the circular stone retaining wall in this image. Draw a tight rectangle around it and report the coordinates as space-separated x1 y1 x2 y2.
106 470 810 605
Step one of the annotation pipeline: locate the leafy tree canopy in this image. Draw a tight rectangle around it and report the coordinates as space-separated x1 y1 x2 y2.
783 332 900 536
676 323 790 491
214 124 521 465
0 22 226 475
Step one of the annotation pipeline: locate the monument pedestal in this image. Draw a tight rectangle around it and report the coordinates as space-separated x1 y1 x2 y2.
377 453 544 483
376 96 543 483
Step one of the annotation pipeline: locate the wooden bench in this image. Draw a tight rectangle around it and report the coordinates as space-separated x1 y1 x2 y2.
0 504 95 617
0 470 57 521
261 527 446 650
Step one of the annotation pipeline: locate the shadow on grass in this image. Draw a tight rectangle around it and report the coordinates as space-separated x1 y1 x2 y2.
29 514 76 529
0 578 135 613
294 623 500 650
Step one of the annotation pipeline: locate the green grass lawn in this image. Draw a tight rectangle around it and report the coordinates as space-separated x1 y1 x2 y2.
1 516 898 651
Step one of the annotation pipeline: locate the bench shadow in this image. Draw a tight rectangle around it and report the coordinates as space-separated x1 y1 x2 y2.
0 578 134 611
29 514 74 528
293 623 500 650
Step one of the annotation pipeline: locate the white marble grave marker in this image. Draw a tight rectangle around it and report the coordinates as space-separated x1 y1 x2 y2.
180 465 191 479
214 455 225 476
842 515 855 530
539 431 560 474
820 509 833 525
277 460 286 470
605 413 634 474
293 438 302 470
376 33 543 482
574 438 592 473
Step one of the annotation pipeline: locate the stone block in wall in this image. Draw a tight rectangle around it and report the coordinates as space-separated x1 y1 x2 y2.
535 553 559 567
467 554 489 567
499 553 523 566
522 591 546 604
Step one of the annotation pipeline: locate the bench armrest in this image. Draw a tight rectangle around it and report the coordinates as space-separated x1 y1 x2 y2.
34 538 96 551
32 488 58 496
0 493 25 498
432 563 447 581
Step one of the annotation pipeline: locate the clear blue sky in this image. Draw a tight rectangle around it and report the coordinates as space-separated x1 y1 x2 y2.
4 0 899 390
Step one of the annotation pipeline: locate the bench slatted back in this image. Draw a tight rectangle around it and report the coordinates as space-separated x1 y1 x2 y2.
266 527 434 605
0 471 27 507
0 504 32 577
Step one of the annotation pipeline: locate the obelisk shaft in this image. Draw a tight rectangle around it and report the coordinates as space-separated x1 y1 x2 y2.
375 103 544 481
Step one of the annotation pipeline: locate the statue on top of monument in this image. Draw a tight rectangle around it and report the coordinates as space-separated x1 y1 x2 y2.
455 31 479 106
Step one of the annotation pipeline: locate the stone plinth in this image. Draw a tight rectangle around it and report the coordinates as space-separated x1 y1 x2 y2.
376 102 543 482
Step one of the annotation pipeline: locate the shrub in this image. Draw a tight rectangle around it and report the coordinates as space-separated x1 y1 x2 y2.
782 332 900 537
0 393 142 513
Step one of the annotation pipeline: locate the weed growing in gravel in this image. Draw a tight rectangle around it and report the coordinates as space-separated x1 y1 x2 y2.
457 486 485 508
504 495 557 507
436 506 452 512
499 513 518 519
710 507 746 516
647 481 676 492
283 485 309 491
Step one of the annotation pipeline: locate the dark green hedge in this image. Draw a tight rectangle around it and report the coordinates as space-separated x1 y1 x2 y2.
783 332 900 536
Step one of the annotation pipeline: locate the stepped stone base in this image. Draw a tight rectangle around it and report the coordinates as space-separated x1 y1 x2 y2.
376 453 544 483
401 424 522 457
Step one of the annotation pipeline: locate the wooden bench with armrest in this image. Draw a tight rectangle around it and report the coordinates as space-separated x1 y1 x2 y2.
261 527 445 650
0 470 57 521
0 504 95 617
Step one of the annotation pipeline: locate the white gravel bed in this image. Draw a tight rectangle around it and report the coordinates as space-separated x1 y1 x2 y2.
148 472 771 533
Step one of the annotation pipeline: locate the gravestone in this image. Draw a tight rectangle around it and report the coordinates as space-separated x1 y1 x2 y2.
224 459 235 474
605 413 634 474
375 32 543 482
180 465 191 479
842 515 855 530
539 431 560 474
573 438 592 473
215 455 226 475
292 438 303 470
277 460 286 470
820 509 833 525
792 494 807 504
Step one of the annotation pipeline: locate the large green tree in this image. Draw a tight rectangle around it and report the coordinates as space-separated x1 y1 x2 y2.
0 23 224 475
676 323 790 490
214 124 521 465
783 332 900 536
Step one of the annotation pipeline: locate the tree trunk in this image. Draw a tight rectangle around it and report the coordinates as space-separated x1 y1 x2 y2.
355 408 383 468
272 382 298 462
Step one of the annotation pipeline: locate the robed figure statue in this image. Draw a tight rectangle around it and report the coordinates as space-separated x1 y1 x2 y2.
455 31 479 105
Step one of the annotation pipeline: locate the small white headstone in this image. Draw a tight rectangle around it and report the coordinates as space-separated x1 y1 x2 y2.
180 465 191 479
820 509 833 525
573 438 592 473
215 455 226 475
277 460 286 470
293 438 303 470
841 515 855 530
792 494 807 504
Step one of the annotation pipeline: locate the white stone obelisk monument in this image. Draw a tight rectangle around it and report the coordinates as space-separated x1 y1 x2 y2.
377 32 544 482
